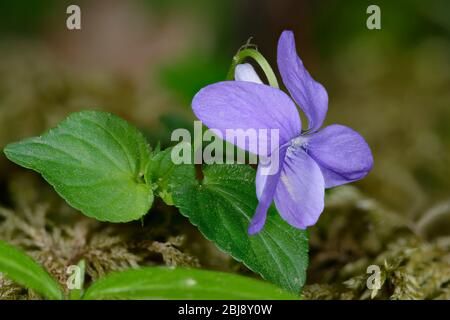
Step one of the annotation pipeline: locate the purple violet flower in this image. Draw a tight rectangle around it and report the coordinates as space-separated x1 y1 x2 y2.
192 30 373 235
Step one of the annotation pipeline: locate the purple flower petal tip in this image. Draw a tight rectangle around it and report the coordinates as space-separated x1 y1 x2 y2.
305 124 374 188
248 220 264 235
277 30 329 132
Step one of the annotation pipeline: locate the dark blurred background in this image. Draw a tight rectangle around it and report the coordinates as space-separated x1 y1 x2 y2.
1 0 449 219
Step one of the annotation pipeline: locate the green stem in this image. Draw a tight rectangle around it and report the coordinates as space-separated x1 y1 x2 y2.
226 48 279 88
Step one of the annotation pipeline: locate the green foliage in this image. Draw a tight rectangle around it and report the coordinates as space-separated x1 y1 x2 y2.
0 240 295 300
83 267 297 300
145 147 179 205
0 240 63 300
165 162 308 294
3 111 309 294
4 111 153 222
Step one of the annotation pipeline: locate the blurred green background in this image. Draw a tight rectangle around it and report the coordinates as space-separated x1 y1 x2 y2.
1 0 449 217
0 0 449 299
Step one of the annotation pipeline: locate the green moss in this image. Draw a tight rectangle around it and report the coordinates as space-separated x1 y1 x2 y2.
304 186 450 300
0 173 202 299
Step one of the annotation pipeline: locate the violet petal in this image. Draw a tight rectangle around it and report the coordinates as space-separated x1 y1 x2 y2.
273 147 325 229
277 30 328 132
249 146 287 235
192 81 301 155
305 124 373 188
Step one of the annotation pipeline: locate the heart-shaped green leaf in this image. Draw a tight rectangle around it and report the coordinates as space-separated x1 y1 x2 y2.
166 162 308 294
0 240 63 300
83 267 298 300
4 111 153 222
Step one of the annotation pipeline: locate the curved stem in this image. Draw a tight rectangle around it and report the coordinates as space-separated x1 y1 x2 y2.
226 48 279 88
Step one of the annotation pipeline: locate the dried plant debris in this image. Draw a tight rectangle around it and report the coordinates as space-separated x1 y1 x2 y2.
0 276 28 300
2 175 448 300
145 236 200 267
0 173 201 299
304 186 450 300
